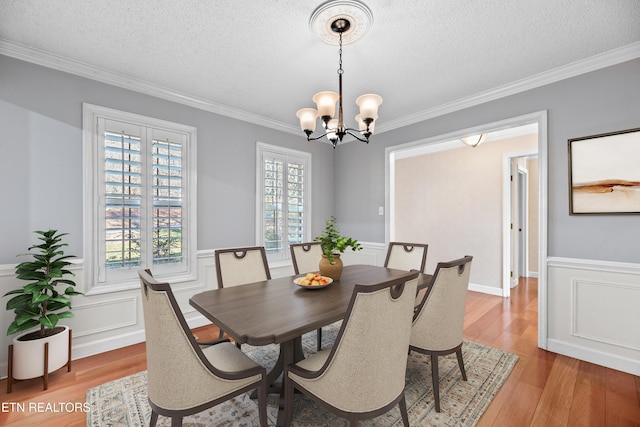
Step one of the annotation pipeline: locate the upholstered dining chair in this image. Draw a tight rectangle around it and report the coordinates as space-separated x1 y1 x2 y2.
215 246 271 288
384 241 429 305
215 246 271 341
138 269 268 427
383 241 429 273
290 242 323 276
290 242 325 351
409 256 473 412
282 272 419 427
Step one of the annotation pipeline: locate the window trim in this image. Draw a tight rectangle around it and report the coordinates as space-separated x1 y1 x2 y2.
83 103 197 294
255 142 312 265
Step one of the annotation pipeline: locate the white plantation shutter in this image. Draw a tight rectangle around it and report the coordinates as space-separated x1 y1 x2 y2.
263 154 285 253
102 121 144 274
287 161 305 245
84 104 196 292
151 130 184 266
257 143 311 262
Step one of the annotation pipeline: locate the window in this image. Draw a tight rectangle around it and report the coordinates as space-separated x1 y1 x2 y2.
83 104 197 293
256 142 311 263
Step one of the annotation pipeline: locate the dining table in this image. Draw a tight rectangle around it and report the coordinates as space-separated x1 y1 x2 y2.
189 263 432 424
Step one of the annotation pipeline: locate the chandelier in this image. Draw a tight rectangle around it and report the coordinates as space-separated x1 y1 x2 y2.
296 3 382 149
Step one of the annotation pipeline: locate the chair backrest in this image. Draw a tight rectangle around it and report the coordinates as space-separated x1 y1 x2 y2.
290 242 323 275
215 246 271 288
383 242 428 273
138 269 243 410
302 272 419 413
411 256 473 351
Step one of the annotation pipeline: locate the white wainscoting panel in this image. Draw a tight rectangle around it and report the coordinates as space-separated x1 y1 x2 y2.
572 279 640 351
548 257 640 376
341 242 387 266
70 296 138 337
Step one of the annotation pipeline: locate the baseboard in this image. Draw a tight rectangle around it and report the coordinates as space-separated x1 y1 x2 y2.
72 329 147 362
547 338 640 376
468 282 503 297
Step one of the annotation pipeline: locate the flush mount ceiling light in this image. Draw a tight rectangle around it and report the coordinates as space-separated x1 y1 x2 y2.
296 0 381 149
460 134 488 147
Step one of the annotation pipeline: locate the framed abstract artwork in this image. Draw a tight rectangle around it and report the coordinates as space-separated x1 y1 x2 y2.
568 127 640 214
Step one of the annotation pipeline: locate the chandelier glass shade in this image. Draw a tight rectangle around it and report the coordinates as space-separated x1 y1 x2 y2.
296 18 382 149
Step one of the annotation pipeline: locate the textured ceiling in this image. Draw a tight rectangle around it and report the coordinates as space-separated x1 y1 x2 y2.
1 1 640 135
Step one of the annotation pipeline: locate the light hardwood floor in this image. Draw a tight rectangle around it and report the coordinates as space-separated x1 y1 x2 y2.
1 277 639 426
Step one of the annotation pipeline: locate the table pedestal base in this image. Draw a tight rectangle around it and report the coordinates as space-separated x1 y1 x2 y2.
250 335 305 426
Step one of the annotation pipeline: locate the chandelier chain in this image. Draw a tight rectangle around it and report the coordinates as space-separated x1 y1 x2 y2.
338 31 344 75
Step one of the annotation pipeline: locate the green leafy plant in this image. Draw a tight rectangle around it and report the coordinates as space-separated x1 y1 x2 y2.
3 230 83 337
314 216 362 264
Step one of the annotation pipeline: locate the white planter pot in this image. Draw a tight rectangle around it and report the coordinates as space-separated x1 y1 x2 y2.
11 325 71 380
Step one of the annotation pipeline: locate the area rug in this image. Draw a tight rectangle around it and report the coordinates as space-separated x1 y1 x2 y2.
86 322 518 426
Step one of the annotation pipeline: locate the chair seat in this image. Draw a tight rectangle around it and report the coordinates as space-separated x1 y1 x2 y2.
202 342 262 373
292 348 331 372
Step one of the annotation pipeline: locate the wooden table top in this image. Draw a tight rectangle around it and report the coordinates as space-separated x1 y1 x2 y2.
189 264 431 346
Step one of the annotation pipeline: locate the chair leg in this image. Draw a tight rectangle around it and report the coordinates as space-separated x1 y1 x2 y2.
149 411 159 427
317 328 322 351
220 328 241 348
456 347 467 381
431 353 441 412
399 394 410 427
257 377 268 427
171 416 182 427
282 373 295 427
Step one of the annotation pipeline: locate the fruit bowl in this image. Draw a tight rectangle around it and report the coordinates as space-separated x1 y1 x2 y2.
294 273 333 289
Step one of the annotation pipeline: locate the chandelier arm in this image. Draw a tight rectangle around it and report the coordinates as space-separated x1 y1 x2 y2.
305 128 369 143
304 131 331 142
344 129 371 143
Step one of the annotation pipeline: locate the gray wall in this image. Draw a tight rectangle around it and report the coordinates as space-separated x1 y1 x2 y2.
336 58 640 263
0 55 335 263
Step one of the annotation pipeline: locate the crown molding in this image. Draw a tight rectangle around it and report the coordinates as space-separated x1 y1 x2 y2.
375 41 640 135
2 39 639 137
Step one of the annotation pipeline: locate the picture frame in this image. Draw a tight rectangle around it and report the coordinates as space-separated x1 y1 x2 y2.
568 127 640 214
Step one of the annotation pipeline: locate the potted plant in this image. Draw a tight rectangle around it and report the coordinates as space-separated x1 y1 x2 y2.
3 229 83 392
314 216 362 280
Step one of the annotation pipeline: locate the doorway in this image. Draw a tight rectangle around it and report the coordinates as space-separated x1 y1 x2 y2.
518 166 528 283
505 153 538 294
386 111 548 348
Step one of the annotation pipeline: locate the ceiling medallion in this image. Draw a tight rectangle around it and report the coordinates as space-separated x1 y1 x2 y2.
310 0 373 45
